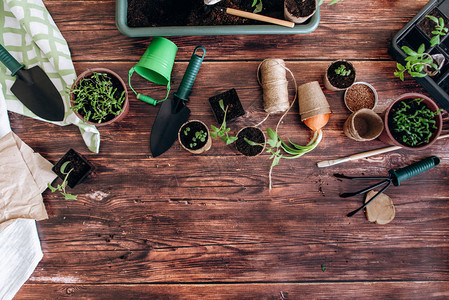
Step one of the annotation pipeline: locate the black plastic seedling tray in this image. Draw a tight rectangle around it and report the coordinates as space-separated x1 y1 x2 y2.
390 0 449 111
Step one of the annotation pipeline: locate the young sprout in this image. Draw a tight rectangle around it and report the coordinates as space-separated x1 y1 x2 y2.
246 129 322 190
252 0 263 13
391 98 442 146
183 127 190 136
48 161 77 200
394 44 439 81
210 99 238 145
426 15 448 47
189 130 207 149
334 64 351 76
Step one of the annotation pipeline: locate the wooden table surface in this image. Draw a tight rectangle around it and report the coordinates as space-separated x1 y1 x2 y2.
12 0 449 299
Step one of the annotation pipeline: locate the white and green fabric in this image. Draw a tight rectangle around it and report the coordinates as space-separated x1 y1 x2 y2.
0 0 100 153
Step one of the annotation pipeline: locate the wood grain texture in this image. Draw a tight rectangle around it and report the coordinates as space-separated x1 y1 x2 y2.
9 0 449 298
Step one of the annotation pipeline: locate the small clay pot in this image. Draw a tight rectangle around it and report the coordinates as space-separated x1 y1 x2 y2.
70 68 129 126
378 93 443 150
324 60 356 91
178 120 212 154
52 149 94 188
235 126 266 157
284 0 317 24
343 108 384 141
344 82 378 112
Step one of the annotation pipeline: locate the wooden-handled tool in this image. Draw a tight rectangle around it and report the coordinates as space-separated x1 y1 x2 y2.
317 133 449 168
217 7 295 28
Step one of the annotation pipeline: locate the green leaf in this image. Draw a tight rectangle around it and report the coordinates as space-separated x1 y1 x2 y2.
210 125 219 132
210 131 217 139
60 161 71 174
396 63 405 71
417 43 425 54
426 15 438 23
430 36 439 47
218 99 225 112
225 136 238 145
244 137 258 146
401 46 416 56
47 183 57 192
63 193 77 200
329 0 343 5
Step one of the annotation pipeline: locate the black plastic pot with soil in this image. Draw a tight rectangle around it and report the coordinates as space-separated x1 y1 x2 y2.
324 60 356 91
209 88 245 124
235 126 266 156
390 0 449 112
52 149 94 188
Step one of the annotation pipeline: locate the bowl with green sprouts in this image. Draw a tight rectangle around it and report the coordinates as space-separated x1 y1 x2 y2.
70 68 129 126
380 93 443 149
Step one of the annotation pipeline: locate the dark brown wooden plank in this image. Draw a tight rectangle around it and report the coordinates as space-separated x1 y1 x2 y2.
15 282 449 299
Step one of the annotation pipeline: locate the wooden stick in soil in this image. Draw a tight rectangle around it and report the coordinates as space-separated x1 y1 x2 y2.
220 7 295 28
317 133 449 168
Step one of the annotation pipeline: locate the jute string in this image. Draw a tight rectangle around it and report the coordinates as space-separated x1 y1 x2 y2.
256 58 298 191
256 58 298 133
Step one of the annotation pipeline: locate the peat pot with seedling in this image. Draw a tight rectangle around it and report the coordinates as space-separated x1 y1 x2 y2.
379 93 443 150
178 120 212 154
70 68 129 126
324 60 356 91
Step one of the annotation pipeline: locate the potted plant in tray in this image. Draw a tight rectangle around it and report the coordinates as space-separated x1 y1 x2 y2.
379 93 443 150
324 60 356 91
70 68 129 126
178 120 212 154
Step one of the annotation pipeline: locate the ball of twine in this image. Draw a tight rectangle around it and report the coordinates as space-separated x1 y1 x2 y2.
257 59 290 114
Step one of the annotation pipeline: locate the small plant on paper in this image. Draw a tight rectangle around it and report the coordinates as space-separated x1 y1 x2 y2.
48 161 77 200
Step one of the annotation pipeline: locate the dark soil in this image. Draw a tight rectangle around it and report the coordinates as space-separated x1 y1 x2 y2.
236 127 265 156
73 72 125 124
345 83 376 111
127 0 284 27
388 98 439 147
52 149 94 189
179 121 209 150
327 61 356 89
209 89 245 124
418 8 449 39
285 0 316 18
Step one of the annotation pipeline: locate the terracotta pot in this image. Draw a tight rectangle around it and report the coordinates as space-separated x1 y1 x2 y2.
178 120 212 154
324 60 356 91
70 68 129 126
378 93 443 150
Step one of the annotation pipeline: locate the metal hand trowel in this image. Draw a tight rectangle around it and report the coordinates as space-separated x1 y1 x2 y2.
0 43 65 121
150 46 206 157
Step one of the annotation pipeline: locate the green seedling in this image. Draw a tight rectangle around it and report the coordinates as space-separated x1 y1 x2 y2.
334 64 351 76
210 99 238 145
183 127 191 136
246 129 322 190
189 130 207 149
426 15 448 47
392 98 442 147
394 44 439 81
70 71 126 123
252 0 263 13
48 161 77 200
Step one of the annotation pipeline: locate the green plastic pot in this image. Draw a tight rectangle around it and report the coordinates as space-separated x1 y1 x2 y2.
116 0 320 37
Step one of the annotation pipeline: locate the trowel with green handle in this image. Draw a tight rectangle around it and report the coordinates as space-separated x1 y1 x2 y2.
0 43 65 121
150 46 206 157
